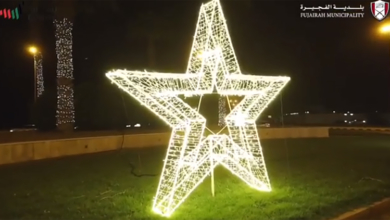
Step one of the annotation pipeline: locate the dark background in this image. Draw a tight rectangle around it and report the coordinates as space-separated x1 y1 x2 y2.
0 0 389 129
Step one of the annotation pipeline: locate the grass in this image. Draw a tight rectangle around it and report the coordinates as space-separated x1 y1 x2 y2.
1 136 390 220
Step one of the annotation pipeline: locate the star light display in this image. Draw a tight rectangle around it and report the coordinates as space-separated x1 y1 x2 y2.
54 18 75 126
35 52 44 97
106 0 290 217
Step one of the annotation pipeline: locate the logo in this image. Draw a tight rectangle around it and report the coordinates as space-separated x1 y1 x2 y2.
0 1 24 20
371 0 389 21
300 4 365 19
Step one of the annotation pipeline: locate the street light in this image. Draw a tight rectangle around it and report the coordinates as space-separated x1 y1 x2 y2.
28 46 40 102
28 46 37 55
380 24 390 34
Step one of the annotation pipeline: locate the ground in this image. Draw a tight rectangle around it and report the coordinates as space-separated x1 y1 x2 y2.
1 136 390 220
378 212 390 220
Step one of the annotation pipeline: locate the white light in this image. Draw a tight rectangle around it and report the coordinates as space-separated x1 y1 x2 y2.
350 113 353 116
333 111 335 113
344 113 347 116
126 125 131 128
134 123 141 127
34 52 44 97
363 120 366 123
54 18 75 126
106 0 289 217
344 120 347 123
218 96 227 126
267 115 272 118
233 112 246 126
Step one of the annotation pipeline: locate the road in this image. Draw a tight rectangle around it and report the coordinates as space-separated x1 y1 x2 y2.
1 126 389 145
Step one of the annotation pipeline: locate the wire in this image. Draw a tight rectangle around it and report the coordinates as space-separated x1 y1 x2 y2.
129 162 158 177
119 91 157 178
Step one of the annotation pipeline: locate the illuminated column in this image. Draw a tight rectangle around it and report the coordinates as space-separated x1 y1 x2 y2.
35 52 44 97
218 96 226 126
54 18 75 129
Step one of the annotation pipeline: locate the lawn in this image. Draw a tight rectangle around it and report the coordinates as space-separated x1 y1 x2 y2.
1 136 390 220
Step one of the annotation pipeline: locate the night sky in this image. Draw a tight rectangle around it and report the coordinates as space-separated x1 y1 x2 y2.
0 0 389 128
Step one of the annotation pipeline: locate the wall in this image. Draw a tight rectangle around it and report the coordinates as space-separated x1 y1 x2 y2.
0 127 329 166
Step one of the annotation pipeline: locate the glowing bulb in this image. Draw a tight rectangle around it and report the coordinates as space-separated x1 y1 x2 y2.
28 46 37 54
380 24 390 33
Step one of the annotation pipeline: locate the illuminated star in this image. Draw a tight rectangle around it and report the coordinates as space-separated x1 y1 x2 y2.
106 0 290 217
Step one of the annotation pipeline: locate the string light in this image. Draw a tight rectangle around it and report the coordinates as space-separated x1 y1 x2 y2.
218 96 226 126
35 52 44 97
106 0 290 217
54 18 75 126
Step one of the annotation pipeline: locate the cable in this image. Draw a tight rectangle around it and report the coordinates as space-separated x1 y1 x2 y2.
129 162 158 177
119 91 157 178
280 92 291 178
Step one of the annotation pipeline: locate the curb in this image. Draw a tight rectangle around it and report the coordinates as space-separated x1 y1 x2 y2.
330 198 390 220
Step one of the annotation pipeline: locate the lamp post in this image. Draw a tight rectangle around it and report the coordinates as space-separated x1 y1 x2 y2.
28 46 39 103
